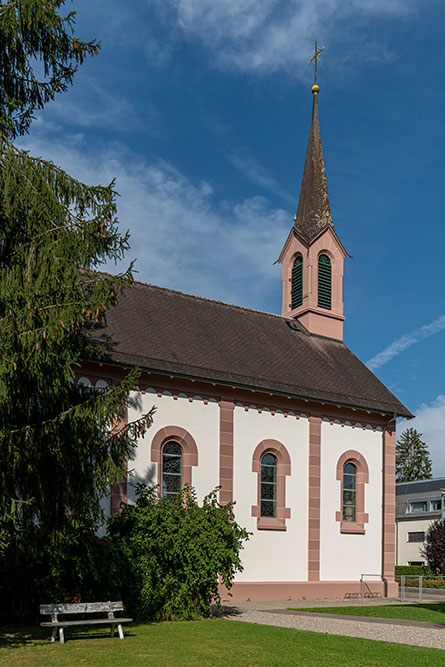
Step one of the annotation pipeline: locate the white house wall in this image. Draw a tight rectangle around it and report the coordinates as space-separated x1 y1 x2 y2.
320 421 383 581
397 518 433 565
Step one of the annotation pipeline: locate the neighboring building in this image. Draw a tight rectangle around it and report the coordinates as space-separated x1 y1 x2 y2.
396 478 444 566
78 83 412 600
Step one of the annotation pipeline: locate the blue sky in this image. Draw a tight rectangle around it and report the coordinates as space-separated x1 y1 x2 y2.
22 0 445 471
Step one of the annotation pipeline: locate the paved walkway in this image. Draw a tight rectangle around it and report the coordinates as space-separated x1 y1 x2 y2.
220 599 445 650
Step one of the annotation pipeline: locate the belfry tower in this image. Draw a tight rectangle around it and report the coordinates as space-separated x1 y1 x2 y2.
278 79 347 341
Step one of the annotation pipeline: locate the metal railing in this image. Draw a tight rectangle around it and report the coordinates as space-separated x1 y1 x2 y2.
360 574 385 599
397 574 445 602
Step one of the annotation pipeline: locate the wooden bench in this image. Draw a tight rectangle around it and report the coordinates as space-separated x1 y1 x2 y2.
40 601 132 644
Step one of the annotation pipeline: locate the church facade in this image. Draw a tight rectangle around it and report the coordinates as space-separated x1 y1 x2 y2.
79 84 411 600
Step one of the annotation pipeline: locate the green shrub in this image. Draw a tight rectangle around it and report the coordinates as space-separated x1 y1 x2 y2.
395 565 428 576
423 519 445 574
108 484 250 621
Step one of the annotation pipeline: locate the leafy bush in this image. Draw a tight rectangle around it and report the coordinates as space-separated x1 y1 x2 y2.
395 565 428 576
422 519 445 574
108 484 250 621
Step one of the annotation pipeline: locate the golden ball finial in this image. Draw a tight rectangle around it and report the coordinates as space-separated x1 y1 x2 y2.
312 84 319 95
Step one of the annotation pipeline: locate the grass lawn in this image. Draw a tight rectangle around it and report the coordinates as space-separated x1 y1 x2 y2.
289 603 445 624
1 618 445 666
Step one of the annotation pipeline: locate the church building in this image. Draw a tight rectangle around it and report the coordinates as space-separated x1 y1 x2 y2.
79 83 412 600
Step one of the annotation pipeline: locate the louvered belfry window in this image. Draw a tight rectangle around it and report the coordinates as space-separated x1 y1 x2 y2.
318 253 332 309
291 255 303 309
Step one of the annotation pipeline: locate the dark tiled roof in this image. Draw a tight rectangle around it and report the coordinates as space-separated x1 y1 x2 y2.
293 93 334 243
91 281 412 418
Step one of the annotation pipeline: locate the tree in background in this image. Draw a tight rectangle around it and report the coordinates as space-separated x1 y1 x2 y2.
0 0 152 615
396 428 432 483
422 520 445 574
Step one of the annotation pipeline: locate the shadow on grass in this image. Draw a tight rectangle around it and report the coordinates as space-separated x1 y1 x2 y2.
0 624 141 649
213 604 243 619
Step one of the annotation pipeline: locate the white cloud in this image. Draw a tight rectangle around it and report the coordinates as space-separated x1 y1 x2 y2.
399 396 445 476
225 147 294 204
147 0 418 74
366 315 445 370
19 125 289 309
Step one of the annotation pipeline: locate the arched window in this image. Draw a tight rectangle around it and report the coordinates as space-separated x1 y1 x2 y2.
162 441 182 498
342 462 357 522
336 450 369 534
260 453 277 517
318 253 332 309
291 255 303 309
252 439 291 530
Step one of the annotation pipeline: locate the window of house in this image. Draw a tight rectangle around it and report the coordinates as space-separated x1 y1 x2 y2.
318 253 332 309
408 561 425 566
407 532 425 543
430 499 442 511
162 441 182 498
260 453 277 518
291 255 303 309
409 501 427 513
342 462 357 522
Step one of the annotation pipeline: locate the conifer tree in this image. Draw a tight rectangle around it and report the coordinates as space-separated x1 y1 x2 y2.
396 428 432 483
0 1 152 549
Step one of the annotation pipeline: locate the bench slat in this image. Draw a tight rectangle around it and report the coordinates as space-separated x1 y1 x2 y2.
40 601 124 615
41 618 132 627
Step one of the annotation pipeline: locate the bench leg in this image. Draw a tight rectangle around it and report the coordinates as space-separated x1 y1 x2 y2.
118 624 124 640
50 628 57 643
59 627 65 644
111 623 115 638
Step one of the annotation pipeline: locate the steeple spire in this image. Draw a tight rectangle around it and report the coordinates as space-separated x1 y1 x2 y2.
278 47 348 341
293 84 333 243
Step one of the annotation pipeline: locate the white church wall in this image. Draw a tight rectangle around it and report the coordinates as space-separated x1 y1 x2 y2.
319 421 383 581
233 406 309 582
127 389 219 504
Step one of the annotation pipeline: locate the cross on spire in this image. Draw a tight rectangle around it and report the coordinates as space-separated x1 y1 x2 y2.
308 41 325 84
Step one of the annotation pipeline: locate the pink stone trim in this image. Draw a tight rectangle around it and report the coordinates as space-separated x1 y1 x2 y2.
220 579 392 602
150 426 198 498
335 450 369 534
308 416 321 580
251 439 291 531
219 400 234 505
382 424 396 588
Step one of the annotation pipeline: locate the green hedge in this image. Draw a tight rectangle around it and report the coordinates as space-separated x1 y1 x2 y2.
395 565 428 576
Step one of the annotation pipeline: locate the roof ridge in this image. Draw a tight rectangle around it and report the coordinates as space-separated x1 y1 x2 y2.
396 478 445 485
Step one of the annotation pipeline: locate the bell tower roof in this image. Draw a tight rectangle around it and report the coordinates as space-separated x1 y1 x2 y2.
293 86 334 243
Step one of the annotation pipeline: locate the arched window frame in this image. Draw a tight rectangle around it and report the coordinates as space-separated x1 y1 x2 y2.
335 450 369 534
290 254 303 310
317 252 332 310
251 439 291 531
151 426 198 499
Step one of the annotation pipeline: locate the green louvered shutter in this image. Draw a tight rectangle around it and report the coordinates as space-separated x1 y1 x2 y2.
291 256 303 309
318 254 331 309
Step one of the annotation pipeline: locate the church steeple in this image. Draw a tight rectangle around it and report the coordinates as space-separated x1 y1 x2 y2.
278 74 348 342
293 86 333 243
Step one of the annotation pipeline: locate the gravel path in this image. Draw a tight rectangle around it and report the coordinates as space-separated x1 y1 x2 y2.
221 603 445 650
